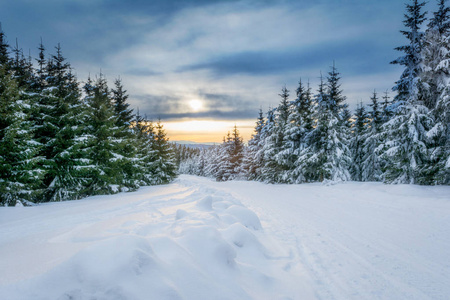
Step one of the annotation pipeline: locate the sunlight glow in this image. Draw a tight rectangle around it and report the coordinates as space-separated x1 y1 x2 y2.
164 120 255 143
188 99 203 111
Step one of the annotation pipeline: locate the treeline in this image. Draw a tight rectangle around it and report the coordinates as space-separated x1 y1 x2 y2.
179 0 449 185
0 29 176 206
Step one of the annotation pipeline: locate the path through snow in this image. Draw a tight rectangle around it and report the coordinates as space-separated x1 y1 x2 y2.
0 176 315 300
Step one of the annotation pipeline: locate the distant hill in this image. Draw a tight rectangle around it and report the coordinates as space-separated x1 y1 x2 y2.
172 141 216 149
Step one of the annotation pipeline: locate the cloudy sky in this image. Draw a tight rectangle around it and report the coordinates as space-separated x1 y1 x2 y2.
0 0 439 142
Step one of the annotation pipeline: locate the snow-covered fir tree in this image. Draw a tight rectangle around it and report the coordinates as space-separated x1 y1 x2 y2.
420 0 450 184
241 109 265 180
152 120 177 184
421 0 450 110
282 79 314 183
38 45 92 201
298 66 351 182
0 66 44 206
381 0 435 184
361 91 384 181
350 102 369 181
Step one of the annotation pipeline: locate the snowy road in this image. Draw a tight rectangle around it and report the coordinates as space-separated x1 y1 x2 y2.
0 175 449 300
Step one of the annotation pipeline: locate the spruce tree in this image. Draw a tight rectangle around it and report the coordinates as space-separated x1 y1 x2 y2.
38 45 91 200
230 124 244 175
0 67 43 205
242 109 265 180
263 87 291 183
350 102 369 181
382 0 434 184
421 0 450 110
112 78 133 127
298 66 351 182
152 120 176 184
0 24 10 69
362 91 383 181
282 79 314 183
297 75 327 182
132 112 158 185
111 78 140 190
391 0 427 106
84 74 124 194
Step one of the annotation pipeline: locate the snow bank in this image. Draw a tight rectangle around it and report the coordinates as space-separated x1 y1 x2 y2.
0 177 314 300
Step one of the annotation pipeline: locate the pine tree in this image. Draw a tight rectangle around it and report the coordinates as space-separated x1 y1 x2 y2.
301 66 351 182
10 40 35 90
241 109 265 180
420 0 450 184
391 0 427 106
230 124 244 175
297 75 327 182
257 107 275 182
362 91 383 181
426 86 450 184
38 45 91 200
152 120 176 184
84 74 124 194
421 0 450 110
110 77 140 190
112 77 133 127
263 87 291 183
282 79 314 183
0 66 44 205
350 102 369 181
0 23 10 69
132 112 158 185
381 0 434 184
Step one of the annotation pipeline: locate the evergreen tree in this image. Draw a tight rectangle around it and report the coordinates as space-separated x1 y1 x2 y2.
0 66 43 205
263 87 291 183
40 45 90 200
0 24 10 69
132 112 158 185
421 0 450 110
282 79 314 183
242 109 265 180
300 66 351 182
112 77 133 127
426 85 450 184
230 125 244 175
152 120 176 184
381 0 434 184
261 105 282 183
257 107 275 182
390 0 427 106
297 75 327 182
362 91 383 181
350 102 369 181
11 40 34 89
111 78 140 190
84 74 125 194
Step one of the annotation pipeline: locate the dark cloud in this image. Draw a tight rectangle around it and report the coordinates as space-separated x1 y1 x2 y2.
147 110 256 121
178 39 394 78
131 91 256 121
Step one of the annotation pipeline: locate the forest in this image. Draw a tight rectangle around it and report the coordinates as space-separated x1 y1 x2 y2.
1 1 449 208
0 30 176 206
178 0 450 186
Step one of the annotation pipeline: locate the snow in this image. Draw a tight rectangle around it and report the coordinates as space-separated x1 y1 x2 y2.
0 175 449 300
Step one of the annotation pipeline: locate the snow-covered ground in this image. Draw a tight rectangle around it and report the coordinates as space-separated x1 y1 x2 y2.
0 175 449 300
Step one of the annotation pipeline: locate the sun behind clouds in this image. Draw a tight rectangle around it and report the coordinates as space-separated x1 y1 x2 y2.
188 99 203 111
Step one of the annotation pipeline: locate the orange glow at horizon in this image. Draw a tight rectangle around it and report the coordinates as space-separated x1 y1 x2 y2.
164 120 255 143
